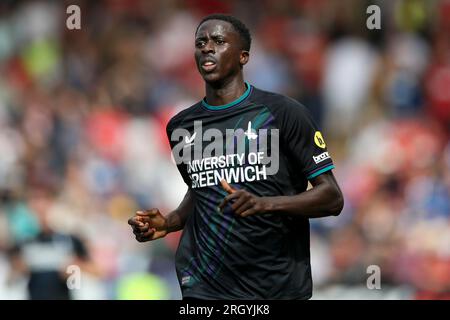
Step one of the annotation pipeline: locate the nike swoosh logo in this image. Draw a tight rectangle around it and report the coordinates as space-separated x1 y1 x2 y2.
185 132 196 144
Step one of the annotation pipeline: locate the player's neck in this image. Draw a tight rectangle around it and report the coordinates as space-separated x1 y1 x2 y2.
204 76 246 106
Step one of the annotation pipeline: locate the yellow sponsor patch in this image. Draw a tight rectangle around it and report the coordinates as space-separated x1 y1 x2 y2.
314 131 326 149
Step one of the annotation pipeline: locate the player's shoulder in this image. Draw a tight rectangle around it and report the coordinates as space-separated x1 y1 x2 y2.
166 101 201 132
251 86 310 116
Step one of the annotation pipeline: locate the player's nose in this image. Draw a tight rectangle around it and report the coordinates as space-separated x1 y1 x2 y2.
201 40 215 54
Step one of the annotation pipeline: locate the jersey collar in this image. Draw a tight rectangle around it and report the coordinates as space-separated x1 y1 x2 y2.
201 82 252 111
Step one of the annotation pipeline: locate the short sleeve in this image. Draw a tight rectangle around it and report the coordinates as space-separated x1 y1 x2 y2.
278 99 335 180
166 118 191 187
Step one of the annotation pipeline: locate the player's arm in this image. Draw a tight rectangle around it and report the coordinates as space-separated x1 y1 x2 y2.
128 188 195 242
219 97 344 218
260 171 343 218
165 187 195 233
219 173 343 218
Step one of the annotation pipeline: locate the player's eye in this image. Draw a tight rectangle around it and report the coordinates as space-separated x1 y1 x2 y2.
195 40 205 48
215 39 224 45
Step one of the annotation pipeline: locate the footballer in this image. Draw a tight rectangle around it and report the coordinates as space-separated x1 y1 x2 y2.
128 14 343 300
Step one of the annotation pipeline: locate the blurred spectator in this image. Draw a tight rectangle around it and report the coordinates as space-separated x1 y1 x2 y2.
7 187 98 300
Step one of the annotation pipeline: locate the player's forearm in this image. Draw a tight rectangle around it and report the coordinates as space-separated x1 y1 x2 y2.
264 181 343 218
166 188 195 233
166 211 185 233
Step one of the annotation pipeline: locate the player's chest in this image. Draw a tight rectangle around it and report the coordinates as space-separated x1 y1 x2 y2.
171 106 280 157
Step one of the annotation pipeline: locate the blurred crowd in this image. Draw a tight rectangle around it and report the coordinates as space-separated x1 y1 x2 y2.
0 0 449 299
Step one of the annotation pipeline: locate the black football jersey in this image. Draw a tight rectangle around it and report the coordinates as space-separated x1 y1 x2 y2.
166 83 334 299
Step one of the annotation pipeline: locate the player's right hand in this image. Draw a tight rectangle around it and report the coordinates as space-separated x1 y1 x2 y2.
128 208 168 242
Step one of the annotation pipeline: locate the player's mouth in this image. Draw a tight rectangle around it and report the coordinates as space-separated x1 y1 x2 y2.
201 59 217 72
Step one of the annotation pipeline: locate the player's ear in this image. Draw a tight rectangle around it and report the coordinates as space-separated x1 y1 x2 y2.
240 50 249 66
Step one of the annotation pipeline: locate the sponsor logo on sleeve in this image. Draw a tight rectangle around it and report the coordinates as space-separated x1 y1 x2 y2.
314 131 326 149
313 151 330 164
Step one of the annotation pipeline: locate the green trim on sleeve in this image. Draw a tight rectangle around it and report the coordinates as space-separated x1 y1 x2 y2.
307 165 335 180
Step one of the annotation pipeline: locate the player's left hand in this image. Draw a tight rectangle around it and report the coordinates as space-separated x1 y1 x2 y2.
219 180 270 217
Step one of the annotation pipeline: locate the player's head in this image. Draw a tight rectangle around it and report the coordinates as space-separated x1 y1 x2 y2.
195 14 251 84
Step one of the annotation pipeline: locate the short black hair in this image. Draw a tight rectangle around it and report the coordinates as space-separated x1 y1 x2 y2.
196 14 252 52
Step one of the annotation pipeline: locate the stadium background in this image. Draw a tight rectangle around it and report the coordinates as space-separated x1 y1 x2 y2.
0 0 449 299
